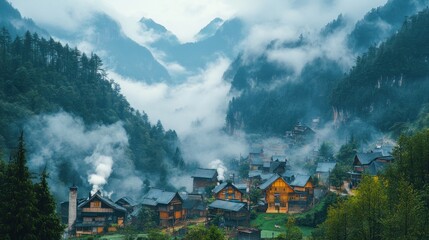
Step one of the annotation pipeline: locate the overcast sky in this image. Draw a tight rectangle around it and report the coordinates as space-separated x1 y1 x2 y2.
10 0 387 43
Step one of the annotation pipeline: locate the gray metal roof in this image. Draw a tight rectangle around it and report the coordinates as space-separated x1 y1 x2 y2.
209 200 246 212
259 174 283 190
212 182 228 194
282 170 296 178
141 188 181 206
212 182 244 194
290 175 311 187
250 157 264 166
365 161 389 176
115 196 137 206
249 170 262 178
78 192 126 212
355 152 383 165
316 162 337 173
191 168 218 179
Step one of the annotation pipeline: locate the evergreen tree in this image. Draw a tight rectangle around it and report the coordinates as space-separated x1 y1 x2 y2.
34 169 64 240
0 132 37 240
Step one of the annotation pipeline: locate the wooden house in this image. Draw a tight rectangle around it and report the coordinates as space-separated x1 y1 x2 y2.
191 168 218 194
285 122 315 146
288 175 314 212
259 175 294 213
74 191 127 237
180 193 207 219
349 152 393 186
208 200 249 227
212 182 245 202
141 188 184 227
115 196 137 214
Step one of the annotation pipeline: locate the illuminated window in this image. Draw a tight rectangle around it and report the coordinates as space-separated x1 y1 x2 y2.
91 201 101 208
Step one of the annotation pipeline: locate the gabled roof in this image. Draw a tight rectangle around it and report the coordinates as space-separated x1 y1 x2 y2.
250 157 264 166
354 152 383 165
270 161 286 173
259 174 287 190
141 188 182 207
282 170 296 178
182 194 206 210
316 162 337 173
365 161 389 176
208 200 246 212
290 175 311 188
234 183 248 193
115 196 137 206
212 182 244 194
78 192 126 212
191 168 218 179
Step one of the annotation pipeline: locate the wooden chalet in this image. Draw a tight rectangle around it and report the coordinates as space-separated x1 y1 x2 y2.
141 188 184 227
288 175 314 212
208 200 249 227
349 152 393 186
258 174 314 213
259 175 294 213
212 182 245 202
74 191 127 237
191 168 218 194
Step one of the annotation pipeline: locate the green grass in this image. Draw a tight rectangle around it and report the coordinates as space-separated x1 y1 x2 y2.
251 213 315 237
71 233 148 240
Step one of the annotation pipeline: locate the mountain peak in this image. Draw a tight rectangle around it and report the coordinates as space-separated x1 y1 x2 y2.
194 17 224 41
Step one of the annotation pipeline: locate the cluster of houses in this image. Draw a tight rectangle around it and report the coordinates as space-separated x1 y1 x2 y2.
62 123 394 237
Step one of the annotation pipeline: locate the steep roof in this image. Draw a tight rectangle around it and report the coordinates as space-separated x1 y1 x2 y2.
78 192 126 212
270 161 286 173
259 174 287 190
191 168 218 179
354 152 383 165
141 188 182 206
182 194 206 210
208 200 246 212
290 175 311 188
250 157 264 166
365 161 389 176
115 196 137 206
282 170 296 178
316 162 337 173
212 182 244 194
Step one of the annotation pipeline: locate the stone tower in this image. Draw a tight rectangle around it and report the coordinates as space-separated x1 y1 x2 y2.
68 185 78 233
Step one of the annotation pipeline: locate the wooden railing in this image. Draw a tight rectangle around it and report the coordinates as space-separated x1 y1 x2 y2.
82 208 113 213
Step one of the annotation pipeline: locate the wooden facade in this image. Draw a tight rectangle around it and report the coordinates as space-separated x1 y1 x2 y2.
259 174 314 213
74 193 126 237
213 182 244 202
141 189 184 227
191 168 218 194
264 177 294 213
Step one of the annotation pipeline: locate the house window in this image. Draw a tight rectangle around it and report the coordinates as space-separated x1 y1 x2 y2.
91 201 101 208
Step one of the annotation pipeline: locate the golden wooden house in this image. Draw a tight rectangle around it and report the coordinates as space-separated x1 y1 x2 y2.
141 188 184 227
212 182 245 202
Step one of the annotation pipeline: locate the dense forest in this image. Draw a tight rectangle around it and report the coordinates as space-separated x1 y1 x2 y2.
0 28 183 194
313 129 429 240
331 8 429 134
225 0 429 138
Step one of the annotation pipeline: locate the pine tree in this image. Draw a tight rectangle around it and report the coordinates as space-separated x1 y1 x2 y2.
0 132 38 240
34 169 64 240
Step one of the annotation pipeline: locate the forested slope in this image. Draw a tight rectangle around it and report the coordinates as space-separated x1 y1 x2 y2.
0 29 181 188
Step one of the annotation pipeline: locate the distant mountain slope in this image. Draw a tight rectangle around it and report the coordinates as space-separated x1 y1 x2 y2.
331 8 429 133
0 0 48 37
52 13 171 83
141 17 245 74
223 0 429 136
348 0 429 53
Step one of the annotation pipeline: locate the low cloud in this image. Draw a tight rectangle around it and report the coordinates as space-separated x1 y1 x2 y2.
24 112 143 201
112 57 248 165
